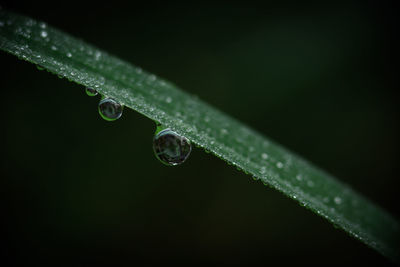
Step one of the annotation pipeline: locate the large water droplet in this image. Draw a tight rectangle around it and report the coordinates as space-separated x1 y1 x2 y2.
98 98 123 121
153 126 192 166
86 87 98 97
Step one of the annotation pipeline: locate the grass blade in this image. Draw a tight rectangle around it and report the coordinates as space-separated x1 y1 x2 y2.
1 9 398 262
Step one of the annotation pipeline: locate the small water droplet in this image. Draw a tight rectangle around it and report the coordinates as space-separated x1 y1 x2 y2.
51 45 57 51
98 98 123 121
85 87 98 97
153 127 192 166
95 51 101 60
260 166 266 174
165 96 172 103
296 174 303 181
220 128 228 135
276 162 283 168
36 65 44 71
261 153 268 160
66 52 72 58
148 74 156 81
40 31 48 38
334 197 342 205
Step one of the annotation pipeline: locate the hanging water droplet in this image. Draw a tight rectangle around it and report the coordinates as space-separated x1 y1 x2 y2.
85 87 98 97
98 98 123 121
153 127 192 166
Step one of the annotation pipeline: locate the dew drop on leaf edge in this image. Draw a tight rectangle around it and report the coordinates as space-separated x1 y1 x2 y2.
153 127 192 166
86 87 98 97
98 98 123 121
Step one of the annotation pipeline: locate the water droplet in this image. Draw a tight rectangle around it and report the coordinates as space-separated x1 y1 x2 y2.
40 30 48 38
296 174 303 181
260 166 266 174
261 153 268 160
51 45 57 51
36 65 44 71
95 51 101 60
153 127 192 166
98 98 123 121
165 96 172 103
66 52 72 58
220 128 228 135
276 162 283 168
334 197 342 205
148 74 156 81
85 87 98 97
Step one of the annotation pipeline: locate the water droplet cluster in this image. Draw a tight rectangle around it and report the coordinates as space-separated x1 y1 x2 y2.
82 86 192 166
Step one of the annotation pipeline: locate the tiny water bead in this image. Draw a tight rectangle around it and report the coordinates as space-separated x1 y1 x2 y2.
98 98 123 121
40 30 47 38
153 128 192 166
85 87 98 97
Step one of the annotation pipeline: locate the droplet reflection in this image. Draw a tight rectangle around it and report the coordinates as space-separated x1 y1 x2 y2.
86 87 98 97
98 98 123 121
153 127 192 166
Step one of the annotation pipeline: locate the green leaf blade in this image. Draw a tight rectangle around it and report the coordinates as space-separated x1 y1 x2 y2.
1 10 398 262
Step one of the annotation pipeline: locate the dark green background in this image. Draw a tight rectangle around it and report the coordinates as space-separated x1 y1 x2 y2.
1 1 398 266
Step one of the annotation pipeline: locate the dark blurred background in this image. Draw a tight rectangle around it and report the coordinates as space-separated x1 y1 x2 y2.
1 1 398 266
